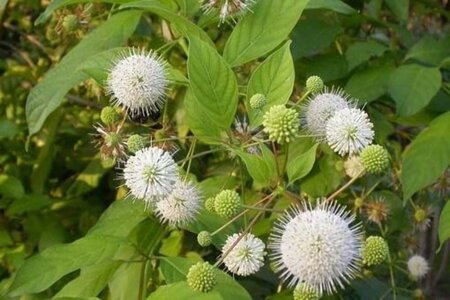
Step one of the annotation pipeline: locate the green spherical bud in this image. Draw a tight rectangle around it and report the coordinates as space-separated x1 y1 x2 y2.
62 14 79 31
186 262 217 293
262 105 299 144
354 197 364 209
249 93 266 109
100 106 120 126
305 75 324 93
197 231 212 247
214 190 241 219
293 283 320 300
362 236 389 266
204 197 216 213
127 134 147 153
414 208 428 223
360 145 390 174
105 133 122 147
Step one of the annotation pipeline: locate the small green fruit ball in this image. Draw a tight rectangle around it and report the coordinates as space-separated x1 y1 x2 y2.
127 134 147 153
354 197 364 209
186 262 217 293
359 145 390 174
214 190 241 219
262 105 299 144
100 106 120 126
105 133 122 147
293 283 320 300
62 14 79 32
414 208 428 223
305 75 324 93
204 197 216 213
197 231 212 247
249 93 266 109
362 236 389 266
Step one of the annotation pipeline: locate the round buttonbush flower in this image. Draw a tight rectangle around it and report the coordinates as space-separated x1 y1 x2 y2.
359 145 390 174
222 233 265 276
106 48 167 117
362 236 389 266
305 75 324 94
262 105 299 144
326 108 374 156
294 283 320 300
407 255 429 280
302 87 352 138
214 190 241 219
249 93 266 109
269 201 363 294
100 106 120 126
122 146 178 203
204 196 216 213
197 231 212 247
155 181 201 226
186 262 217 293
201 0 254 23
344 156 365 178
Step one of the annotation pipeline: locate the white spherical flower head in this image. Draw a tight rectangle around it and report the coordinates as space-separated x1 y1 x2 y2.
156 181 202 226
123 147 178 203
222 233 265 276
107 49 167 116
407 255 429 279
303 88 352 139
269 201 363 294
326 108 374 156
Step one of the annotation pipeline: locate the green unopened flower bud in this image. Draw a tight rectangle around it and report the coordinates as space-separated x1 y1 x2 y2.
204 197 216 213
362 236 389 266
293 283 320 300
127 134 147 153
186 262 217 293
262 105 299 144
305 75 324 93
360 145 390 174
100 106 120 126
414 208 428 223
197 231 212 247
105 133 122 147
249 93 266 109
214 190 241 219
354 197 364 208
62 14 79 31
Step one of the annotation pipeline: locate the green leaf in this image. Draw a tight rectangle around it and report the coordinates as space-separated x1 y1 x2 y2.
439 201 450 248
303 53 348 82
184 89 224 144
345 64 395 103
0 175 24 199
223 0 309 67
187 37 238 132
384 0 409 21
9 235 126 296
291 18 342 59
235 145 278 188
246 42 294 127
305 0 356 14
401 112 450 200
54 262 121 298
7 194 52 215
67 157 113 197
388 64 441 116
405 36 450 66
148 282 223 300
157 257 251 300
345 40 387 70
26 11 141 136
287 144 318 184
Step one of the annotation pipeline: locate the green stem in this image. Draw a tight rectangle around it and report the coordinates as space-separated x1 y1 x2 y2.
325 170 364 202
